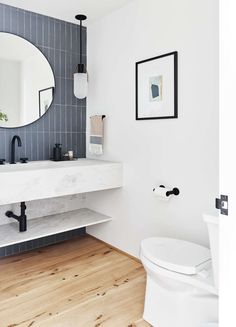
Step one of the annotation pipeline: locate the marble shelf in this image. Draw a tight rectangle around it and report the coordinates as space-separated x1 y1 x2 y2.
0 208 112 248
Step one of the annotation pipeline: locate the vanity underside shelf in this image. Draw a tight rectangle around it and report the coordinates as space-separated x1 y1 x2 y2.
0 208 111 248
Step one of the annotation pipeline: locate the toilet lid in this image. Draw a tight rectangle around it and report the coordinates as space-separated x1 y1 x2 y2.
141 237 211 275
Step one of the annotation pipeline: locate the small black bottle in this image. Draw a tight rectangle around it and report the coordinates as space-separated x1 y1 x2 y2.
53 143 62 161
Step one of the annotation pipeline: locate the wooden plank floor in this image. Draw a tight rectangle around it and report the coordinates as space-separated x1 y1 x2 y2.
0 235 151 327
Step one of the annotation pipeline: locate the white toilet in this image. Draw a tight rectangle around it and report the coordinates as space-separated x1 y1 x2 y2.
140 214 219 327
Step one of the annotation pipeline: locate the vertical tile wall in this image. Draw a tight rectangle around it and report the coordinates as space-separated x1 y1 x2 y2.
0 3 86 161
0 228 86 257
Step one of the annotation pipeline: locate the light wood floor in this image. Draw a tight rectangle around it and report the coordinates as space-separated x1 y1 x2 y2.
0 235 151 327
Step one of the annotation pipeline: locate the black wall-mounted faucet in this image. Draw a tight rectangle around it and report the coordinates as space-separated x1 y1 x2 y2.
10 135 22 164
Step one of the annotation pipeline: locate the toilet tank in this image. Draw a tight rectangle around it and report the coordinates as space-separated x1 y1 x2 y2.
203 214 219 289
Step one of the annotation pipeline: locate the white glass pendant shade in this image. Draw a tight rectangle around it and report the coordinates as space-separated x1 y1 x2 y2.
74 72 88 99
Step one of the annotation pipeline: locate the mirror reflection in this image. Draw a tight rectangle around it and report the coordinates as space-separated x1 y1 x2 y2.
0 32 55 128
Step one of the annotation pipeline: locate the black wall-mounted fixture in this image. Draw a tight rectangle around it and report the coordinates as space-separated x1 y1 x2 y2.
165 187 180 197
20 157 28 164
74 14 88 99
6 202 27 232
158 185 180 197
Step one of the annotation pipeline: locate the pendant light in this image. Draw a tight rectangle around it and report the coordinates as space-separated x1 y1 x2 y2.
74 14 88 99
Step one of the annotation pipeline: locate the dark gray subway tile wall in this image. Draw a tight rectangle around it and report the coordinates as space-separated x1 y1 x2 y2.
0 228 86 257
0 3 87 161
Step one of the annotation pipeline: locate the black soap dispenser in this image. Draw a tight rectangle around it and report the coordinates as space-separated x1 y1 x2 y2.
53 143 62 161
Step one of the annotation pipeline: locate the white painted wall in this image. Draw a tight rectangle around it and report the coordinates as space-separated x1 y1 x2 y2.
0 58 21 126
86 0 219 257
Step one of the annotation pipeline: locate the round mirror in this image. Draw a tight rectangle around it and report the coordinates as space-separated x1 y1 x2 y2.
0 32 55 128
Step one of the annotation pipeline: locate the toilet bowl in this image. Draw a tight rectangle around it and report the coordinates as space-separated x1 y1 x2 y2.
140 237 218 327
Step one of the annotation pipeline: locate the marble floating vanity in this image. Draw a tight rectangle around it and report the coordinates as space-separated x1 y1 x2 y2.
0 159 123 249
0 159 123 205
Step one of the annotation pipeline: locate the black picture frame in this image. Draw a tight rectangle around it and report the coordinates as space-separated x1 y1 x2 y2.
39 87 55 117
135 51 178 120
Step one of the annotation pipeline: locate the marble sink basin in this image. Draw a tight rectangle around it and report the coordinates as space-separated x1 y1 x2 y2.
0 159 115 171
0 159 123 205
0 160 55 172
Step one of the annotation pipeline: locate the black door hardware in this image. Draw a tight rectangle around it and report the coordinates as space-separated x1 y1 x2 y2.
216 195 228 216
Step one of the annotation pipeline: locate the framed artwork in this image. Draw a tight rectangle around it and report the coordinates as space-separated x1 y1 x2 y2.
136 51 178 120
39 87 54 117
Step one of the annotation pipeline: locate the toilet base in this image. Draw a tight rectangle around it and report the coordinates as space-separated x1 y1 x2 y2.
143 275 218 327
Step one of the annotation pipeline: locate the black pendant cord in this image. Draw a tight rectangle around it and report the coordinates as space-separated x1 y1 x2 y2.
80 19 82 65
75 14 87 73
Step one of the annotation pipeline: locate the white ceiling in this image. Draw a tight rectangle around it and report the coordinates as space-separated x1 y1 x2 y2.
0 0 133 25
